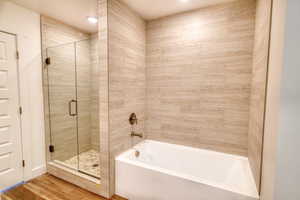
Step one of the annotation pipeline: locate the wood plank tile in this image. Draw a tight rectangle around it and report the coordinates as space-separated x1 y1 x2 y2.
107 0 146 196
248 0 273 192
146 0 256 156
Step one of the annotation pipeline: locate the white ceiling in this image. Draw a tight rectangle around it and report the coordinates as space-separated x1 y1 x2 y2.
9 0 237 33
123 0 237 20
9 0 98 33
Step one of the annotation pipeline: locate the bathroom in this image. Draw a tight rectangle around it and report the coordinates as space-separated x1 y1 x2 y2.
0 0 299 199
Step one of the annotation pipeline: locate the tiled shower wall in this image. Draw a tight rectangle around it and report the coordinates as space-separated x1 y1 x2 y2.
97 0 147 196
248 0 273 190
42 16 99 161
98 0 271 197
107 0 146 194
146 0 256 156
98 0 110 196
90 33 100 150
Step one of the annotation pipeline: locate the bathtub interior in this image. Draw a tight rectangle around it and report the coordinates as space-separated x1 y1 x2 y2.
116 140 259 199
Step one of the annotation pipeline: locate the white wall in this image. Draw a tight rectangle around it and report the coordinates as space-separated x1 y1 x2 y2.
0 0 46 181
274 0 300 199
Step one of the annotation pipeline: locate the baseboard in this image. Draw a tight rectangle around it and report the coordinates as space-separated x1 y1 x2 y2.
32 165 47 179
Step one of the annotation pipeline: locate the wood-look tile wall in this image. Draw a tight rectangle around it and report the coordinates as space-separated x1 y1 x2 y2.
76 39 93 155
90 33 100 150
146 0 256 156
248 0 273 191
107 0 146 195
41 17 98 161
98 0 110 197
260 1 286 198
98 0 147 197
97 0 273 197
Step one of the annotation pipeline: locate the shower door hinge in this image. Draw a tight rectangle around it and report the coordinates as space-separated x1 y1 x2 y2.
19 106 23 115
49 145 55 153
16 51 20 60
45 57 51 65
22 160 25 167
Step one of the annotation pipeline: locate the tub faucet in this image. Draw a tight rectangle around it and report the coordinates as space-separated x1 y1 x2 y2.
130 131 143 138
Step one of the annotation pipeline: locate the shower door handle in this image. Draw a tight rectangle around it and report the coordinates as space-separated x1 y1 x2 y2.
68 99 78 116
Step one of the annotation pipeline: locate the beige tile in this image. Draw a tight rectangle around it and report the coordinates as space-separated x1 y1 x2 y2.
107 0 146 196
248 0 273 192
146 0 256 156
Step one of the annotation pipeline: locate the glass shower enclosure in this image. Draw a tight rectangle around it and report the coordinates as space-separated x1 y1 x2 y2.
45 39 100 179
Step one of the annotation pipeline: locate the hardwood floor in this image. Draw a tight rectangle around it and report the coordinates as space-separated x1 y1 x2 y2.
1 174 126 200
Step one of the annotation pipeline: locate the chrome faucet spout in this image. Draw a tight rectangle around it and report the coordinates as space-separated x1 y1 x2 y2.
130 131 143 138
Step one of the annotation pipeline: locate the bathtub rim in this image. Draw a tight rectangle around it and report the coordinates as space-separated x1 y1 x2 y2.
115 140 259 199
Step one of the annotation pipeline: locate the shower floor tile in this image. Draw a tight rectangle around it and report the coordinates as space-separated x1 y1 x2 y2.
63 149 100 178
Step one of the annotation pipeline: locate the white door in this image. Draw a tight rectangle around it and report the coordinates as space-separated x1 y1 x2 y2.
0 32 23 191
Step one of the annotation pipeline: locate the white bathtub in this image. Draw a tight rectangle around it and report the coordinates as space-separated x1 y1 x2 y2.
116 140 259 200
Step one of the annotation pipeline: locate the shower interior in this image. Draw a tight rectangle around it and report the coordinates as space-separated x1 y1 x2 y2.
45 37 100 179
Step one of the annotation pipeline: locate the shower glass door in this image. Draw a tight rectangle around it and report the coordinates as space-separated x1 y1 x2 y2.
46 43 79 171
45 39 101 179
75 40 100 178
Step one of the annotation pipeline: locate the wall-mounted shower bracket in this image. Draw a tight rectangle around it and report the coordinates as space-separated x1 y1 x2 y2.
45 57 51 65
49 145 55 153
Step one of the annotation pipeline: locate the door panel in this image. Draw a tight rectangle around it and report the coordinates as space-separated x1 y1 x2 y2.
0 127 9 144
46 44 78 169
0 32 23 190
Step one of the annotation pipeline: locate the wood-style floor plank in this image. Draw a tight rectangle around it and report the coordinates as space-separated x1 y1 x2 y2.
1 174 126 200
